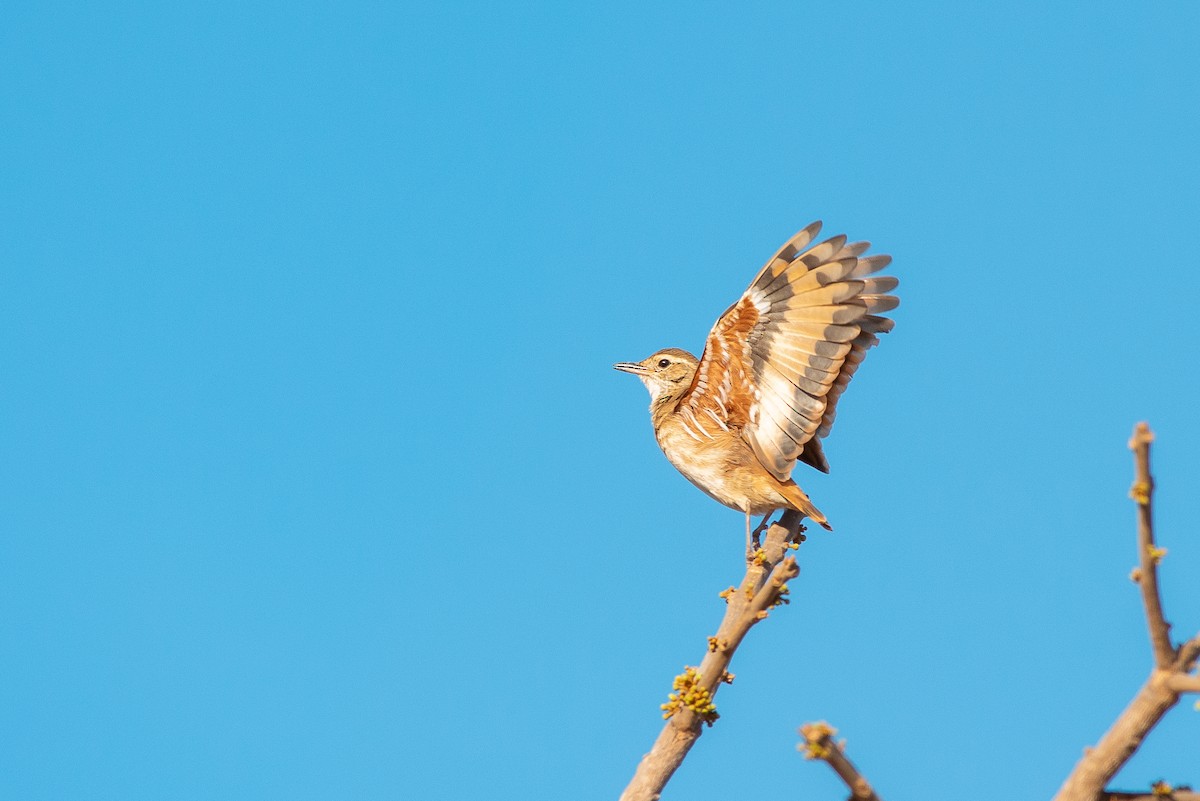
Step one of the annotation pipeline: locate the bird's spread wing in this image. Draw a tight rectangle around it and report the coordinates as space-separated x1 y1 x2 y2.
676 222 898 480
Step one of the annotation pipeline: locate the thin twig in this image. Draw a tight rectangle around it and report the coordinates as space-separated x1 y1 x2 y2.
1164 674 1200 694
1128 423 1174 668
619 512 803 801
1103 790 1199 801
1174 635 1200 674
798 721 882 801
1052 423 1197 801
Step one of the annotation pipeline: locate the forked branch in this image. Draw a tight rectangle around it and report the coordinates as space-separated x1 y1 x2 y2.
1052 423 1200 801
619 511 804 801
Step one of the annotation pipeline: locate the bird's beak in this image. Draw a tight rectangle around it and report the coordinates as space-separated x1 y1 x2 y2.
613 361 649 375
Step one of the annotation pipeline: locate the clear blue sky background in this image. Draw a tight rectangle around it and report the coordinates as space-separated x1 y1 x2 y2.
3 3 1198 800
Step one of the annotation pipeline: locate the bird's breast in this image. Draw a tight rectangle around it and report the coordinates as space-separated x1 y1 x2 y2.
654 419 784 514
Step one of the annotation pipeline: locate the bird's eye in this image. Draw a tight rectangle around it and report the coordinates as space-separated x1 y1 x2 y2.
657 358 671 368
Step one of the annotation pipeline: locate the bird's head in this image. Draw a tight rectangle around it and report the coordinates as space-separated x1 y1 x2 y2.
613 348 699 403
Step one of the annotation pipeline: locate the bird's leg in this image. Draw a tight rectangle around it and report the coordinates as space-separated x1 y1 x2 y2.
744 511 755 561
745 511 771 560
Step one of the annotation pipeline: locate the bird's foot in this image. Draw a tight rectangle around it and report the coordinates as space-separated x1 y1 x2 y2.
751 515 773 544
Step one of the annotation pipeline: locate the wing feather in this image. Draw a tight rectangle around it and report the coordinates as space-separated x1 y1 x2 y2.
677 223 898 480
757 360 829 418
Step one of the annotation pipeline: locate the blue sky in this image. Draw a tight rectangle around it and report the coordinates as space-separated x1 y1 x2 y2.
3 2 1199 799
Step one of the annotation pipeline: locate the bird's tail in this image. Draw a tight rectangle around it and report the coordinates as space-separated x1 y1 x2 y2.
782 482 833 531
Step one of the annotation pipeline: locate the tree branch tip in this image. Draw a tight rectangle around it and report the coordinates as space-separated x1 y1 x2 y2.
798 722 837 760
1128 422 1155 450
798 721 838 757
799 720 837 737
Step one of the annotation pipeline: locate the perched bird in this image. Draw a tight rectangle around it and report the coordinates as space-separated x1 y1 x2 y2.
614 222 898 549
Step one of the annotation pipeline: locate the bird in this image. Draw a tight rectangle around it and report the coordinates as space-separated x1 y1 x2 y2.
614 221 898 552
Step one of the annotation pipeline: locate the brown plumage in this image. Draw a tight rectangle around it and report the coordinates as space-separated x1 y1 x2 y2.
614 222 898 542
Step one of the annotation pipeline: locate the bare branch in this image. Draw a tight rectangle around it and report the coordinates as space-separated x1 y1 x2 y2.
619 511 804 801
1053 423 1197 801
798 721 882 801
1053 672 1184 801
1128 422 1174 668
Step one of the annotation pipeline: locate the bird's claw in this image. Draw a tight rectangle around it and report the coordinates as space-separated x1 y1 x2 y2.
751 515 773 546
